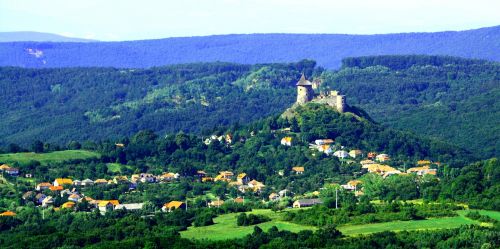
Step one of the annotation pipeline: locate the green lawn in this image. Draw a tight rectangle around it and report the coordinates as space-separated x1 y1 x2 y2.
0 150 100 166
106 163 123 173
181 209 316 241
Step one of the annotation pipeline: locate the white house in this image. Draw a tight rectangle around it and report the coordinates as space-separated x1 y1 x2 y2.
333 150 349 159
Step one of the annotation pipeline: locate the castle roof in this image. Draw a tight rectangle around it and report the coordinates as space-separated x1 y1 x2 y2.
296 73 312 86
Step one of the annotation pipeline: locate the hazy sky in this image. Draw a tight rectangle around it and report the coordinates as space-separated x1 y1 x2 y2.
1 0 499 41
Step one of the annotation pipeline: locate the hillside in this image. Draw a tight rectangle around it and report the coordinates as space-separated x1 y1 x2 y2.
0 56 498 159
321 55 500 158
0 31 97 42
0 26 499 68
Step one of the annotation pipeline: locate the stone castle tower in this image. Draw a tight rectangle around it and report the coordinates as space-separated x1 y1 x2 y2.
296 73 314 104
295 74 346 113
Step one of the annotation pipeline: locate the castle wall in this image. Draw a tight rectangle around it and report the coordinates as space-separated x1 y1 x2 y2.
297 86 314 104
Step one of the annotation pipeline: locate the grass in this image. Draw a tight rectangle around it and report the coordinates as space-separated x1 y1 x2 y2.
181 209 316 241
182 208 500 240
106 163 123 173
0 150 100 166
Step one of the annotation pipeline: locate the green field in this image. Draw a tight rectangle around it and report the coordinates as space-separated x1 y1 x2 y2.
181 209 316 240
0 150 100 166
181 209 500 240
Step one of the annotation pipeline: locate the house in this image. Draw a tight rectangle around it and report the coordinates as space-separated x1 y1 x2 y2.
5 167 19 176
53 178 73 187
237 173 250 184
68 193 81 202
0 164 11 171
278 189 288 197
98 200 119 213
73 180 82 186
113 176 129 184
292 166 304 174
349 150 363 158
0 211 16 216
25 173 33 178
115 143 125 148
248 180 265 192
160 172 178 181
314 139 334 146
234 197 245 204
417 160 432 166
201 177 214 182
42 196 54 207
383 170 403 178
162 201 185 212
94 179 108 185
140 173 157 183
215 171 234 182
36 182 53 191
407 166 437 176
35 193 47 204
360 160 375 167
115 203 144 211
49 186 63 192
269 193 280 201
333 150 349 159
278 170 285 176
280 137 293 146
62 201 76 209
82 179 94 186
225 134 233 144
318 145 333 155
293 199 323 208
376 154 390 162
208 200 225 208
366 164 397 175
341 180 362 191
367 152 377 159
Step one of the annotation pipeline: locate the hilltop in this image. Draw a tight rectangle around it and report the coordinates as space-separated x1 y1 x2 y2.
0 26 499 68
0 31 97 42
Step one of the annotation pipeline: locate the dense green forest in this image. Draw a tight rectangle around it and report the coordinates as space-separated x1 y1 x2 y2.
1 55 498 159
322 56 500 158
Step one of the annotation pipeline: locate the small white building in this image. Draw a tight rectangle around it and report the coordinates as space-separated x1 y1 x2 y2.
333 150 349 159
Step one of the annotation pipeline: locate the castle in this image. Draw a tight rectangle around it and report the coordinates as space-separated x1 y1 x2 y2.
296 74 346 113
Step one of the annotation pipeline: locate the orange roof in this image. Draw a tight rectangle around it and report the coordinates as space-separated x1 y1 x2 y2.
62 202 75 209
234 197 244 203
38 182 53 187
95 179 108 183
98 200 120 206
292 166 304 172
164 201 184 209
281 137 292 142
0 164 11 170
237 173 247 179
347 180 362 186
0 211 16 216
210 200 225 206
49 186 64 191
407 166 430 172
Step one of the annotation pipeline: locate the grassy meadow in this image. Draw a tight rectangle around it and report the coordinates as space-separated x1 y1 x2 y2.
0 150 100 166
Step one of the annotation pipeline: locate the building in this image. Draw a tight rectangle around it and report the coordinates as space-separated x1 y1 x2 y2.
162 201 185 212
53 178 73 187
314 139 334 146
42 196 54 207
269 193 280 201
68 194 81 202
366 164 398 175
349 150 363 158
208 200 225 208
115 203 144 211
62 201 76 209
5 167 19 176
49 185 63 192
237 173 250 185
341 180 362 191
94 179 108 185
82 179 94 186
36 182 53 191
293 198 323 208
248 180 265 192
407 166 437 176
296 73 314 104
367 152 377 159
234 197 245 204
318 145 333 155
376 154 390 162
292 166 304 174
333 150 349 159
281 137 293 146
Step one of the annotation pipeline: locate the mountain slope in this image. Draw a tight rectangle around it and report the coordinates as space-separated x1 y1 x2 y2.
0 31 97 42
0 26 499 68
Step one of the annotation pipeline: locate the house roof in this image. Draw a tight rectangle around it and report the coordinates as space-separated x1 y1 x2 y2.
55 178 73 185
210 200 225 206
237 173 247 179
0 164 11 170
49 186 64 191
37 182 53 187
68 194 80 199
0 211 16 216
269 193 279 199
116 203 144 210
95 179 108 183
417 160 432 165
295 198 323 205
164 201 184 209
292 166 304 172
234 197 244 203
62 202 75 208
281 137 292 142
347 180 362 186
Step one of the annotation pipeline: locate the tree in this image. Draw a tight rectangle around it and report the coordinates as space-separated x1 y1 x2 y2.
31 140 44 153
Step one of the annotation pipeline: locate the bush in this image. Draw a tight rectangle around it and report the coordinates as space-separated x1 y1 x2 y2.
236 213 271 226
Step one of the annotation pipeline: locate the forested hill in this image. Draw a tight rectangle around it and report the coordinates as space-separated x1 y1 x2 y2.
0 56 498 158
1 26 499 69
0 60 315 147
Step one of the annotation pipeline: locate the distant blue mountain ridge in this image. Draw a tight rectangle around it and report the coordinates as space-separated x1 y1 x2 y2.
0 26 499 68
